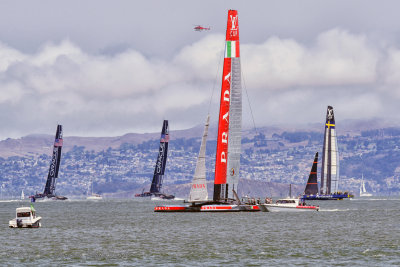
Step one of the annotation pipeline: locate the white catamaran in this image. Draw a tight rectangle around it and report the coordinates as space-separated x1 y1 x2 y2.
155 10 260 212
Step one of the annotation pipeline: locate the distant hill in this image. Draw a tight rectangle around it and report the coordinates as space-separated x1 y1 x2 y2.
0 125 210 158
104 179 304 199
0 123 293 158
1 119 400 198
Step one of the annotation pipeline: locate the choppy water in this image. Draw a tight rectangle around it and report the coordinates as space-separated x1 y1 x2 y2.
1 197 399 266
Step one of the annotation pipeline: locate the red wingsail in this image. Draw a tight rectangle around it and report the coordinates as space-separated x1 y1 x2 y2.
214 10 240 201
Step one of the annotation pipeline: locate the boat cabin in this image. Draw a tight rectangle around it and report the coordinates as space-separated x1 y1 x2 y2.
16 207 35 219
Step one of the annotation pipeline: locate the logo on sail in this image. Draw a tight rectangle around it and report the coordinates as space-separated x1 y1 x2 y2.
230 14 238 37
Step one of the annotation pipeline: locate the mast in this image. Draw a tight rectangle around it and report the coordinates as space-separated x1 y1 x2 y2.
304 152 319 195
320 106 339 194
43 124 63 196
213 9 242 202
150 120 169 194
188 115 210 202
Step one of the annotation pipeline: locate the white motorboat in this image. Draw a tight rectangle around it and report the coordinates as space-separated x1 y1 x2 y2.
259 197 319 212
9 206 42 228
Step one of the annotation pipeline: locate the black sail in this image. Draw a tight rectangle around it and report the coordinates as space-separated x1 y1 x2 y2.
43 124 63 196
304 152 319 195
150 120 169 194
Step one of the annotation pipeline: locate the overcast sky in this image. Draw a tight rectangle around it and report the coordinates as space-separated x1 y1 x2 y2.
1 0 400 139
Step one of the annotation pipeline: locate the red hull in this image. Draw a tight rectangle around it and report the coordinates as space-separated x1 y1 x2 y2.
154 204 260 212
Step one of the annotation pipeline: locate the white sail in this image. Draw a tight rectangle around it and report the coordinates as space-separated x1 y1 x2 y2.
321 106 339 194
359 175 372 197
226 57 242 199
330 127 339 193
20 190 25 200
188 115 210 202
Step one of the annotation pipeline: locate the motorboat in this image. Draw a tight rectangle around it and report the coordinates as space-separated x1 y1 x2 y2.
259 197 319 212
9 206 42 228
86 193 103 200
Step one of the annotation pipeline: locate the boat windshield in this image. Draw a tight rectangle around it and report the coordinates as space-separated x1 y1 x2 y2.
17 212 31 217
276 200 295 204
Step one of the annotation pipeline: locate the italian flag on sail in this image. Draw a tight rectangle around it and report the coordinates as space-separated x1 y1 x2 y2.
225 41 240 58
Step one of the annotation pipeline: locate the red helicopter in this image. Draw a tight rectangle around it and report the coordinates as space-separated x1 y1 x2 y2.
194 25 210 31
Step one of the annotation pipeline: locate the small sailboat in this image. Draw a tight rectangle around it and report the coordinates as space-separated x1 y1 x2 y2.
9 205 41 228
359 174 372 197
135 120 175 200
87 178 102 200
155 10 259 212
30 125 67 201
20 190 25 200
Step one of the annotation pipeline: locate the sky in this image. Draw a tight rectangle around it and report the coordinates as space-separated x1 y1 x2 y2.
1 0 400 139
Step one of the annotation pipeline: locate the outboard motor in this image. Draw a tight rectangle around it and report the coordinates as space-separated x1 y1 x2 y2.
16 219 23 228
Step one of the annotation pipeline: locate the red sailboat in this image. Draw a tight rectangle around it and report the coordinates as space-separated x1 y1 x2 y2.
155 10 259 212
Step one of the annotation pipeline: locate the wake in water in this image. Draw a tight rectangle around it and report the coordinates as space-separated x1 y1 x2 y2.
0 200 25 203
319 208 356 212
151 197 185 201
350 198 400 201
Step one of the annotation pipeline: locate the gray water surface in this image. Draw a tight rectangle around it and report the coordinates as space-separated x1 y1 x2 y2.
1 198 399 266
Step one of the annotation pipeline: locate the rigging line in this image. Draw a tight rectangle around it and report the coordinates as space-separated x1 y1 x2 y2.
207 43 225 115
242 68 257 132
241 68 273 198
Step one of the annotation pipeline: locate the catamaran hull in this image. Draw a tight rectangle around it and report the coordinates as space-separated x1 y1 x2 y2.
154 204 260 212
135 193 175 200
302 193 353 200
86 196 103 200
359 193 373 197
31 195 68 201
259 204 319 212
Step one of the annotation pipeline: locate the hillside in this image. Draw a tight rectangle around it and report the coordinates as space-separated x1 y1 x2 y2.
0 120 400 199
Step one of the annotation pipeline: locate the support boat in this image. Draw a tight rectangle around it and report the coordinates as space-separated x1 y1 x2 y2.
9 205 41 228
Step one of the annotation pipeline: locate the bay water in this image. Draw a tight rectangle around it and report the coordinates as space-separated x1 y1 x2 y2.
1 197 399 266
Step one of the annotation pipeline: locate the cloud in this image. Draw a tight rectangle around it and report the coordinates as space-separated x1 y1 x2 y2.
242 28 379 90
0 28 400 139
